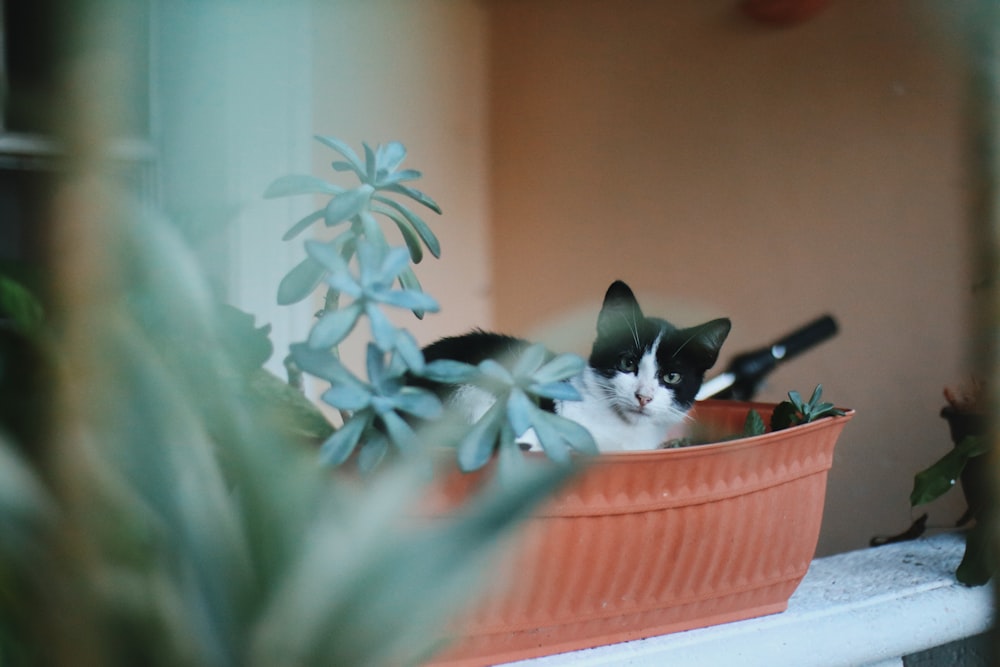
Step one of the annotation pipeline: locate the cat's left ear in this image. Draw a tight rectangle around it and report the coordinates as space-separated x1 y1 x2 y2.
597 280 644 338
687 318 732 369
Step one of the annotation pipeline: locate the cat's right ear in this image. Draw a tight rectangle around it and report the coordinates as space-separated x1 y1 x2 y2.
597 280 642 337
689 318 732 369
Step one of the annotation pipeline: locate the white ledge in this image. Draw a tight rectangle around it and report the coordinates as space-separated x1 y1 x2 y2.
504 532 993 667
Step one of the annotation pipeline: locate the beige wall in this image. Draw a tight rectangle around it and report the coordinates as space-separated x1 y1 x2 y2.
488 0 975 555
303 0 978 556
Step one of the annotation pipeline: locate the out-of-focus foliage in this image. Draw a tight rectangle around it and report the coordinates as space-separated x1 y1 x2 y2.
0 6 572 662
0 190 569 667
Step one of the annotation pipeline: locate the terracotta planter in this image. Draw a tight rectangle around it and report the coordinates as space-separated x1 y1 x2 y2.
427 399 853 666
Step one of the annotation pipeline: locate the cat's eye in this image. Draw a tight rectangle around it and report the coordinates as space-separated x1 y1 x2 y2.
662 371 682 385
617 354 638 373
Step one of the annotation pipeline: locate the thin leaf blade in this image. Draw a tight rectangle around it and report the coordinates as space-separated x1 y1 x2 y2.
264 173 342 198
277 257 326 305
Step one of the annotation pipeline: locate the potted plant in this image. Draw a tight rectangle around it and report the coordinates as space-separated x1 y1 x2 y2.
902 380 993 586
264 137 855 665
0 179 581 667
263 136 596 476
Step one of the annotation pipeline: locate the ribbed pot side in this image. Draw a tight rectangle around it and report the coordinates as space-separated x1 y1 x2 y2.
429 400 853 666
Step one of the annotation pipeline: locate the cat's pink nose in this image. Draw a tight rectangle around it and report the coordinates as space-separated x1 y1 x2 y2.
636 393 652 408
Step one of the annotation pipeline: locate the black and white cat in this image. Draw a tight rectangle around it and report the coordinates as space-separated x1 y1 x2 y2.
420 280 731 452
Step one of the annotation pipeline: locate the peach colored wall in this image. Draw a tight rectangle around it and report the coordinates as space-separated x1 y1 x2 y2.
301 0 976 556
487 0 975 555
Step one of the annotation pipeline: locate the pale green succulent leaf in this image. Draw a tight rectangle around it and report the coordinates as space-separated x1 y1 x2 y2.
457 402 504 472
382 183 442 214
375 206 424 263
277 257 326 306
308 303 364 349
537 410 597 455
381 410 417 454
377 169 422 187
530 410 572 465
528 381 581 402
477 359 515 387
366 303 398 352
304 239 350 275
532 353 586 385
362 142 378 182
511 343 548 380
392 387 442 421
372 195 441 258
375 141 407 176
321 384 372 412
505 388 535 438
357 434 389 473
394 330 426 374
319 414 371 465
420 359 477 384
375 288 439 314
315 135 366 177
264 173 343 198
290 342 361 387
397 268 426 320
282 209 325 241
325 186 374 227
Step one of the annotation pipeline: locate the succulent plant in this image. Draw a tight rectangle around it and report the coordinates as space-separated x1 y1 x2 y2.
267 137 594 473
768 384 845 431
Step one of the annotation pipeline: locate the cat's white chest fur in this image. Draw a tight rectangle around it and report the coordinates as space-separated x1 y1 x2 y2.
555 366 686 452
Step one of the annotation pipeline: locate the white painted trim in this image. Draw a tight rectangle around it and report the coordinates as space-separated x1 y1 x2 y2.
504 533 992 667
154 1 315 380
209 3 314 378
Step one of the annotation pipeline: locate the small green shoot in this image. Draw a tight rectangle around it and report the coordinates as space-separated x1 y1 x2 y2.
770 384 845 431
665 385 842 449
742 409 766 437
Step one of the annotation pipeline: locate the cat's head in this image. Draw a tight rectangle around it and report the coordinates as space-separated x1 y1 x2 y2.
588 280 731 425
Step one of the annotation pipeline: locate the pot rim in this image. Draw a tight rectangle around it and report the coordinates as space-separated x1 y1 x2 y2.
521 400 855 464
